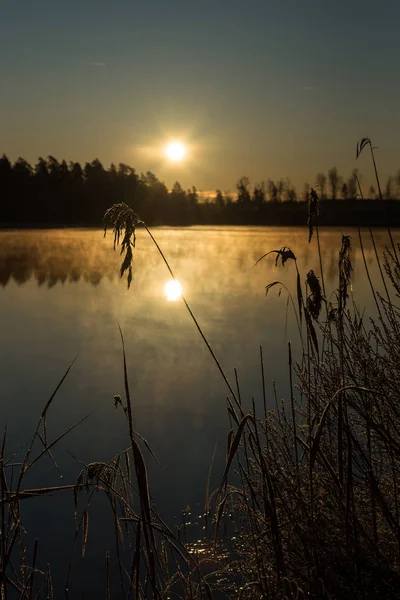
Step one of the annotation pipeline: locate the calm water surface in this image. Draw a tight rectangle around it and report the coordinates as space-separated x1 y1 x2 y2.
0 226 397 595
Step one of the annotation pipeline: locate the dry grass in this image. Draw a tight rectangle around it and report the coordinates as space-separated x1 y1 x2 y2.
105 197 400 597
214 193 400 598
2 169 400 597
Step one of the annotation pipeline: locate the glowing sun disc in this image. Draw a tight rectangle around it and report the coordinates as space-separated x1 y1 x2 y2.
165 279 182 301
165 142 186 162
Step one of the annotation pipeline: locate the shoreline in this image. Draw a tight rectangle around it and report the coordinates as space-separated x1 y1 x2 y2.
1 199 400 229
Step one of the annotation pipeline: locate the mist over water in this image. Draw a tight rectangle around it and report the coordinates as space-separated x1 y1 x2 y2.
0 226 397 595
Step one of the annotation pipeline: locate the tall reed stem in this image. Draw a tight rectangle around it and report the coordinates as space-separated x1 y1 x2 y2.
370 145 383 201
142 224 242 414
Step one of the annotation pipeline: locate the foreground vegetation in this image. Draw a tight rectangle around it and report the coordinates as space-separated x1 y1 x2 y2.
2 141 400 598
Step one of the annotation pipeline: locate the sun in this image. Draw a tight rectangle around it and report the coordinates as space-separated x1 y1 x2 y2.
165 141 186 162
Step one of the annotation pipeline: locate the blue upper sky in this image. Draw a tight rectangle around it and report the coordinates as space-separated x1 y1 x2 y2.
1 0 399 192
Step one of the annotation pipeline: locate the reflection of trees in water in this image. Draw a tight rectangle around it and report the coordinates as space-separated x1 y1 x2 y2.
302 244 378 288
0 228 395 290
0 251 33 285
247 230 394 290
0 233 115 288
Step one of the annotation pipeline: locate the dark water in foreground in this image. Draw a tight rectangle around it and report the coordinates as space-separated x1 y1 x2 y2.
0 226 398 596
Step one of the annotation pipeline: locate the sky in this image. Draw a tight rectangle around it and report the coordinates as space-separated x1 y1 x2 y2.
1 0 400 194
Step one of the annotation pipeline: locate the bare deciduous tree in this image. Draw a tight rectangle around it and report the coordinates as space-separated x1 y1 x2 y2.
328 166 341 200
316 173 327 199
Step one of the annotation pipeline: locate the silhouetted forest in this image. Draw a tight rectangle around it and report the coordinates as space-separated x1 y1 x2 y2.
2 155 400 227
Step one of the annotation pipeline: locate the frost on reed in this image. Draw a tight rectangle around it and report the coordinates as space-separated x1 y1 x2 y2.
3 171 400 598
220 213 400 598
103 202 142 289
98 160 400 598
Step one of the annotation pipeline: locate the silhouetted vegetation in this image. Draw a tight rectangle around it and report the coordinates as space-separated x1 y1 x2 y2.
2 154 400 227
3 175 400 597
3 139 400 597
3 204 400 598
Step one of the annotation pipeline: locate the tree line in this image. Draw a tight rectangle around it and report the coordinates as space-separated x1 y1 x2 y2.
1 155 400 227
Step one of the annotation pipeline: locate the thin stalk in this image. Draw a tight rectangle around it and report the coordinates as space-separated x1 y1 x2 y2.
370 145 383 201
387 228 400 265
345 424 352 549
288 342 299 476
337 241 349 495
0 429 7 599
234 368 242 408
143 224 243 416
260 346 267 423
306 318 315 540
358 228 383 320
251 418 285 584
366 142 399 261
65 489 96 593
315 224 326 300
45 565 53 600
315 222 336 367
364 140 399 261
273 381 281 424
369 228 391 303
389 446 400 562
356 174 364 199
106 552 111 600
28 538 38 600
238 463 265 594
366 403 378 547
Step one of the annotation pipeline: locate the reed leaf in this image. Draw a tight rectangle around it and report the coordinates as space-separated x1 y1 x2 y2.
255 247 296 268
82 510 89 557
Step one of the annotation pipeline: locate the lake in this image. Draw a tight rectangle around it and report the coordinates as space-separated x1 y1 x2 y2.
0 225 397 596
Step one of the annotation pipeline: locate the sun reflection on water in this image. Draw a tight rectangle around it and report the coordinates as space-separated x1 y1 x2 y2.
164 279 182 301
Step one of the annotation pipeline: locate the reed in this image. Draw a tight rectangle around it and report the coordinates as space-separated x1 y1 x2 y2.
100 198 400 598
2 152 400 598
